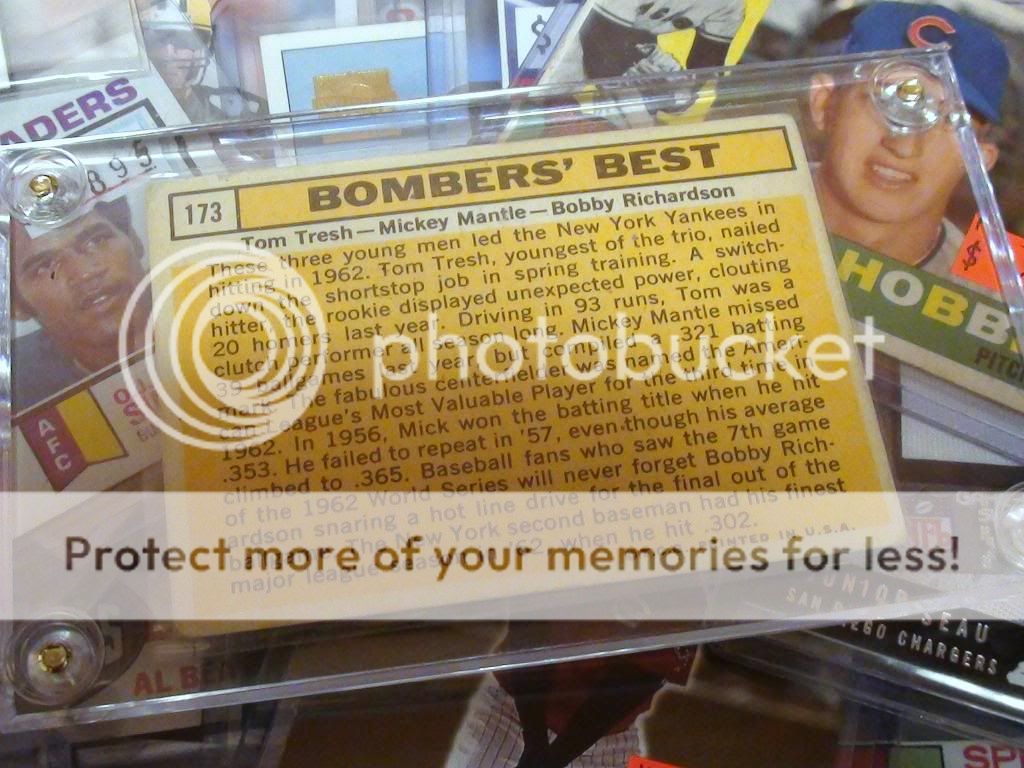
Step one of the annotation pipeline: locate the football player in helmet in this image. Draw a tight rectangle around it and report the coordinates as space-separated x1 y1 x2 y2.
138 0 228 121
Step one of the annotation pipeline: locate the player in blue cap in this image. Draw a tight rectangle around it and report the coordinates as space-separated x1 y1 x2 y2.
808 2 1008 274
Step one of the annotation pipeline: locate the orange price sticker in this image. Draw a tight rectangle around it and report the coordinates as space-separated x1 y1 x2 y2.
628 757 685 768
952 214 1024 293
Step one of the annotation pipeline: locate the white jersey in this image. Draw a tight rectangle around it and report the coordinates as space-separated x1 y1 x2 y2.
445 674 643 768
921 218 1008 302
593 0 746 40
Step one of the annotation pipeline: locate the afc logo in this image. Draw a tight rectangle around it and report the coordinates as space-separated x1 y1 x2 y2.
907 15 957 48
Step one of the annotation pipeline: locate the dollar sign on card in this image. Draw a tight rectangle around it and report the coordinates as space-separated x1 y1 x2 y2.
963 242 981 270
532 14 551 54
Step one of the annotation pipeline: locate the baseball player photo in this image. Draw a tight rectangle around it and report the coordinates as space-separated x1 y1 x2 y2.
536 0 768 123
554 0 746 82
809 2 1024 465
810 2 1008 277
0 0 142 85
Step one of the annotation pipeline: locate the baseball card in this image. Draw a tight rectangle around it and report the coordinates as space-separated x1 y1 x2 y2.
491 0 771 138
136 0 235 124
507 0 584 87
801 4 1024 474
538 0 772 87
747 2 1024 472
837 698 1024 768
497 0 567 87
11 184 166 496
0 27 10 91
259 21 429 115
711 2 1024 469
0 0 146 88
0 72 187 146
4 73 204 496
138 113 900 622
257 21 430 161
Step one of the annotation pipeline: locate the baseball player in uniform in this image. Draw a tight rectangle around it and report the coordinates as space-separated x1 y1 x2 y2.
811 3 1021 465
549 0 746 83
809 2 1008 281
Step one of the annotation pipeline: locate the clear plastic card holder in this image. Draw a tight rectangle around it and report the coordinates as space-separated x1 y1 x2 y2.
178 643 840 768
0 697 293 766
0 49 1023 731
210 0 454 123
0 0 149 94
834 698 1024 768
712 626 1024 746
504 0 584 87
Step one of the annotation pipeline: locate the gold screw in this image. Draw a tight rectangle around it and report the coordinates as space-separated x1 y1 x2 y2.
896 78 925 105
28 174 58 199
37 643 71 674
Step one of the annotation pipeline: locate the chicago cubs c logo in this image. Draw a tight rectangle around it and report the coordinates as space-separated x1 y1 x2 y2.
907 15 957 48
